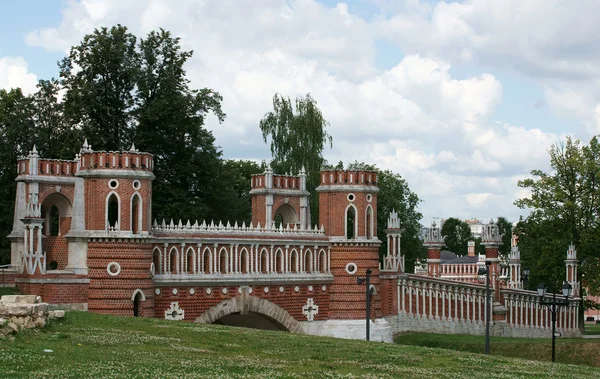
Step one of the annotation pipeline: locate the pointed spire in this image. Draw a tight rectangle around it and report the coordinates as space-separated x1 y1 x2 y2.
31 145 38 155
201 220 207 229
300 165 306 175
185 220 191 229
83 138 89 149
153 219 158 229
177 219 183 229
161 219 166 228
130 142 137 152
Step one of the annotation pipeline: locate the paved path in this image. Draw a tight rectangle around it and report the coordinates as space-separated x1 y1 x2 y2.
582 334 600 339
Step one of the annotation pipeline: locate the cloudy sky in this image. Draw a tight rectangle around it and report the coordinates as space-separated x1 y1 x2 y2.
1 0 598 225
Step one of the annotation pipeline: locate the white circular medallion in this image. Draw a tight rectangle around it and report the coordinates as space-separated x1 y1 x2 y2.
308 285 313 292
249 287 253 294
322 285 327 292
222 288 228 294
106 262 121 277
294 286 300 293
132 180 141 190
172 288 178 295
264 287 269 293
345 262 358 275
366 194 372 202
206 288 212 295
108 179 119 189
189 288 195 295
347 193 356 202
279 286 285 293
155 288 161 295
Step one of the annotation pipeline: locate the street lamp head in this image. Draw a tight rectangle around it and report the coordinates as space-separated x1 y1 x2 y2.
562 282 572 298
366 268 372 276
485 260 491 267
357 277 365 285
537 283 547 298
477 267 487 275
523 267 530 278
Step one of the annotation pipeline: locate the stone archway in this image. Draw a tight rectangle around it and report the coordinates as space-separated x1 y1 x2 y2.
195 290 303 333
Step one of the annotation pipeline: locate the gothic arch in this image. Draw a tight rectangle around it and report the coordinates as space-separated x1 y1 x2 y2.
168 246 179 274
218 246 229 274
273 203 298 228
289 248 299 273
202 246 213 274
239 247 249 274
185 246 195 273
274 247 284 273
365 205 374 239
105 191 121 230
345 203 358 239
130 192 143 234
152 247 162 274
40 192 72 236
195 295 304 333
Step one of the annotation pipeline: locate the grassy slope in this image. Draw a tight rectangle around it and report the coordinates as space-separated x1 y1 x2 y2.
0 313 598 378
585 323 600 335
396 332 600 368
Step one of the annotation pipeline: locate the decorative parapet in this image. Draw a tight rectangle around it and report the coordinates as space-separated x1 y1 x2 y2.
387 210 401 230
566 243 577 260
151 219 326 236
423 221 445 246
481 220 502 245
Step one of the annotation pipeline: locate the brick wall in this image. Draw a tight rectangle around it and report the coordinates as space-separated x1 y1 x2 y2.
154 284 330 323
87 241 154 317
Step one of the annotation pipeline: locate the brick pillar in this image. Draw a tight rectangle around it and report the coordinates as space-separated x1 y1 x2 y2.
481 220 503 302
423 221 445 278
565 243 579 297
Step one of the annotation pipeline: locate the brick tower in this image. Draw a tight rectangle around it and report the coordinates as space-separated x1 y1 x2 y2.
78 141 156 316
250 165 310 230
317 170 381 320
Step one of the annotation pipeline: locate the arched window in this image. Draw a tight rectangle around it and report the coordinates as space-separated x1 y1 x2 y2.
305 250 313 273
319 249 327 273
274 213 284 229
132 289 145 317
131 193 142 234
260 249 268 273
346 205 357 239
219 248 228 274
107 193 120 230
185 247 195 274
169 247 178 274
365 205 373 239
273 203 298 229
50 205 60 236
290 249 298 273
152 247 161 274
240 248 249 274
275 249 283 273
202 247 212 274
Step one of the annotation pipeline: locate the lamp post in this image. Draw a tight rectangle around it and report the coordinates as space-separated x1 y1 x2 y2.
522 268 530 287
357 268 372 341
536 282 573 363
477 260 492 354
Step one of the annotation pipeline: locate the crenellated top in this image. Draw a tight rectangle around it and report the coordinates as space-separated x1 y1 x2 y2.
251 174 302 190
16 141 154 178
151 218 326 236
319 170 378 187
78 141 153 173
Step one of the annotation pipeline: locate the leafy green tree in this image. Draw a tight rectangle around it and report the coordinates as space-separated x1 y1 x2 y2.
219 160 266 223
441 217 472 256
515 136 600 296
259 93 332 224
496 216 513 258
0 89 37 263
59 25 138 151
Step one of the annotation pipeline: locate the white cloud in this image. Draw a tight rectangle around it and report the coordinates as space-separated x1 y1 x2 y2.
20 0 576 224
0 57 38 94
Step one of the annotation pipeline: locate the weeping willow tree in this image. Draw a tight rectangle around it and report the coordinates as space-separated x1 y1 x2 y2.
259 93 332 224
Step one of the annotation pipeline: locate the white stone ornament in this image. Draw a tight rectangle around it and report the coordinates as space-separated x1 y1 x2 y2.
264 287 269 293
106 262 121 277
222 288 228 294
279 286 284 293
172 288 178 295
189 288 195 295
294 286 300 293
165 302 184 320
322 285 327 292
308 285 313 292
155 288 161 295
206 288 212 295
302 298 319 321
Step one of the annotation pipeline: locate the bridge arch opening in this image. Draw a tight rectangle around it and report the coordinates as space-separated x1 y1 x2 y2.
196 295 303 333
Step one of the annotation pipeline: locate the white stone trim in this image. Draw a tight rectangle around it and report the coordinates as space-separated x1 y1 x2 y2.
105 191 121 231
345 262 358 275
131 289 146 301
107 262 121 276
344 203 358 239
129 192 143 234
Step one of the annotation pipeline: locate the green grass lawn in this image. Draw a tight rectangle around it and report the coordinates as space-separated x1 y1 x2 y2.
585 323 600 335
395 332 600 368
1 312 599 378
